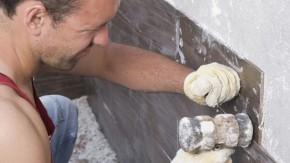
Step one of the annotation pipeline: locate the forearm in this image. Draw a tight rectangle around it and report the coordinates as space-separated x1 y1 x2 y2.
98 43 193 93
64 43 193 93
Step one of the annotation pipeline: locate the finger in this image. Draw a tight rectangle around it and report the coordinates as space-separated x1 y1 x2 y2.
190 76 212 96
198 148 235 163
199 63 240 104
184 72 207 105
204 76 222 107
212 148 235 161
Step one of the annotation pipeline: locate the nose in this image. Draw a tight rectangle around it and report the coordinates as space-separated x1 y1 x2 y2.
93 26 110 46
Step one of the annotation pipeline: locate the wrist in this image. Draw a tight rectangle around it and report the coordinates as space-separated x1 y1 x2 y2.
179 70 194 94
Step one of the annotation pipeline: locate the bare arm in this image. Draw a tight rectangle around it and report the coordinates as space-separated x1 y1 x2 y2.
67 43 193 93
0 101 50 163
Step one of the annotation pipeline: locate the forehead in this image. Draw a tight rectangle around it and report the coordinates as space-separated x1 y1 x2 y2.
71 0 120 27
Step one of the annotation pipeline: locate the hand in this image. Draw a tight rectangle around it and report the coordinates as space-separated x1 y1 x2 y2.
171 148 234 163
183 62 240 107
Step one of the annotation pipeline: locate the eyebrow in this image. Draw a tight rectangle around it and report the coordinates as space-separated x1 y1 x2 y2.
79 22 108 32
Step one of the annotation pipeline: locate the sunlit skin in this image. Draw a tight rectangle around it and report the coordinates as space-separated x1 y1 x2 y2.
0 0 121 162
36 0 120 70
0 0 193 162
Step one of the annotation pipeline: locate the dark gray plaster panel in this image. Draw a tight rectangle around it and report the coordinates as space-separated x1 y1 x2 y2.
179 16 265 144
88 0 276 162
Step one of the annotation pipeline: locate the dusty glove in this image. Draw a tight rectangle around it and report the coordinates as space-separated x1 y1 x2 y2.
171 148 234 163
183 62 240 107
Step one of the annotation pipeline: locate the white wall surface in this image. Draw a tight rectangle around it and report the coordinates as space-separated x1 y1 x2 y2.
164 0 290 162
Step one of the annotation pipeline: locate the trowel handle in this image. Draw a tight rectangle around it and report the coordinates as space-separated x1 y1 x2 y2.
178 113 253 153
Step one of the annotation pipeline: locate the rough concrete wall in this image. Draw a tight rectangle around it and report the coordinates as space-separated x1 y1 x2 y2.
164 0 290 162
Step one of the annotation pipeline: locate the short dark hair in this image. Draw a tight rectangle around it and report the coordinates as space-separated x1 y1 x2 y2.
0 0 81 22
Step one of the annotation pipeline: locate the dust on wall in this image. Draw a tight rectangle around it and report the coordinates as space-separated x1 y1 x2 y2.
164 0 290 162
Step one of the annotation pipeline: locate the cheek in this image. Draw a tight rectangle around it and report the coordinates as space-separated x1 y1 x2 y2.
43 31 93 58
73 36 93 53
56 39 90 57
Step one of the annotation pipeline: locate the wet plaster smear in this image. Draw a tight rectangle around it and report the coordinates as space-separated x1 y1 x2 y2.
164 0 290 162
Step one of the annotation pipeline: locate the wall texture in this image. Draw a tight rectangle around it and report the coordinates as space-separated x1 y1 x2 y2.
89 0 275 162
164 0 290 162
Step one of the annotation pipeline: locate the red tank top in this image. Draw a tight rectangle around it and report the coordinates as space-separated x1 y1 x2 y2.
0 73 55 137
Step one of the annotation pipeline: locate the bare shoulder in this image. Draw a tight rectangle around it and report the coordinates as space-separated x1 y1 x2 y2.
0 96 51 163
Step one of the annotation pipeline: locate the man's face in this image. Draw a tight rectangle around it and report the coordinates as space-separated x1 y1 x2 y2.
37 0 120 70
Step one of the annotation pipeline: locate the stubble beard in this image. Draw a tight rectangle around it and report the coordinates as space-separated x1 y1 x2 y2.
40 51 80 71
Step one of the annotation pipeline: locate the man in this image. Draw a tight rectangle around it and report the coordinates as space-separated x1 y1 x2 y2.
0 0 239 163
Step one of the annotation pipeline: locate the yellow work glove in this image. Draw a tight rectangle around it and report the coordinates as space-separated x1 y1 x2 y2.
184 62 240 107
171 148 234 163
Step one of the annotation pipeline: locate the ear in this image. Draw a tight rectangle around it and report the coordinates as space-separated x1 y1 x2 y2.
24 4 48 36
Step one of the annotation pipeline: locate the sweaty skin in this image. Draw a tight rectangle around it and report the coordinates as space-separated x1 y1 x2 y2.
0 0 239 162
0 0 192 162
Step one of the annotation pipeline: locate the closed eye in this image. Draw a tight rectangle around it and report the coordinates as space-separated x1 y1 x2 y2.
80 23 108 33
87 42 94 48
